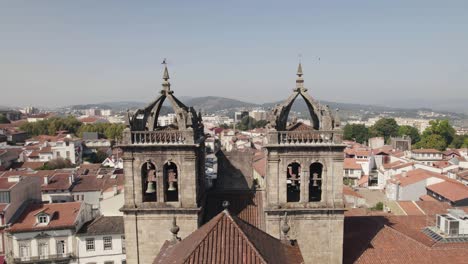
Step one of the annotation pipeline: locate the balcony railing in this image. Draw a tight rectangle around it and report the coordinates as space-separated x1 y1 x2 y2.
14 253 74 263
119 130 196 145
268 130 343 145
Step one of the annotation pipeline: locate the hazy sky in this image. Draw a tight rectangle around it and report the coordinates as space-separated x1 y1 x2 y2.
1 1 468 110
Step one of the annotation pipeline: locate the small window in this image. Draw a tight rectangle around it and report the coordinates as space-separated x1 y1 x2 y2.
38 215 48 224
103 236 112 250
56 239 66 254
104 261 114 264
19 242 30 257
86 238 95 251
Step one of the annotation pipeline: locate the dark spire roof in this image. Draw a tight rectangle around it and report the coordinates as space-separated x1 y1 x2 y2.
153 210 304 264
163 65 170 81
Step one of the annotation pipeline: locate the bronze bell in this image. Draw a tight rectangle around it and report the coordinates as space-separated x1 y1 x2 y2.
168 181 177 191
146 181 156 193
167 169 178 192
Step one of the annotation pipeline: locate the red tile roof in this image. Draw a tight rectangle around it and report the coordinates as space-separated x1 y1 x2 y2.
397 201 425 216
154 210 304 264
344 158 362 170
204 191 264 230
427 181 468 202
72 172 124 193
0 177 19 190
412 148 441 154
8 202 82 233
343 186 364 198
343 215 468 264
391 162 414 170
388 168 445 187
42 173 74 191
357 175 369 187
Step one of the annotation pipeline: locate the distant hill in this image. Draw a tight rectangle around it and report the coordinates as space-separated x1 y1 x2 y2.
184 96 258 112
61 96 467 121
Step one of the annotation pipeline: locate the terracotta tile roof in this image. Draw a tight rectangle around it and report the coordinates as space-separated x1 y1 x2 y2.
77 216 124 235
42 173 74 191
357 175 368 187
0 177 19 190
419 194 438 202
381 161 400 170
388 168 444 187
344 158 362 170
413 201 468 215
71 171 124 193
343 215 468 264
391 162 414 170
426 181 468 202
8 202 82 233
397 201 425 216
286 122 312 131
432 160 452 168
343 186 364 198
18 161 46 170
154 210 304 264
412 148 441 154
204 191 264 230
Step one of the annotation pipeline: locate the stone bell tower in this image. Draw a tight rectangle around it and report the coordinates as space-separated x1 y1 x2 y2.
264 63 346 264
119 63 205 264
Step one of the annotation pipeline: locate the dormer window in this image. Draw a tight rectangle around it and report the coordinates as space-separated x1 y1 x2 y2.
37 214 49 224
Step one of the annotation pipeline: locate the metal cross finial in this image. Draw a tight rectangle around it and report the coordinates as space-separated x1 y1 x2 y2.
162 58 167 65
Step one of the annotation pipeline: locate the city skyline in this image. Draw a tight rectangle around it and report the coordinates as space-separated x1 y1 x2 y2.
1 1 468 112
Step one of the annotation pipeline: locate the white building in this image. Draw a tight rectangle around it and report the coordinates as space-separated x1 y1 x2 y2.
157 113 176 127
76 216 126 264
6 202 94 264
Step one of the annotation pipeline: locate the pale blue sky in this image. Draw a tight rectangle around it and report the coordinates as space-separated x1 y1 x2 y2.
1 1 467 111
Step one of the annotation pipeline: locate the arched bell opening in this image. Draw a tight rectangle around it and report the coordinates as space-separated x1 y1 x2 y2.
309 162 323 202
163 162 179 202
286 162 301 202
141 161 157 202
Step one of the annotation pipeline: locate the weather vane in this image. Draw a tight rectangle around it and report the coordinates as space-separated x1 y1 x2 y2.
162 58 167 65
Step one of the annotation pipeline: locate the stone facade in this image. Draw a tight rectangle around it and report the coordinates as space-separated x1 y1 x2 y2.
264 64 346 264
119 64 205 264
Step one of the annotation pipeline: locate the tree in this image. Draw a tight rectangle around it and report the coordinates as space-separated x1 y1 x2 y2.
422 119 456 146
20 116 82 136
38 158 74 170
343 124 369 144
0 114 10 124
370 118 399 142
449 135 468 149
236 116 267 131
414 134 447 151
398 125 421 144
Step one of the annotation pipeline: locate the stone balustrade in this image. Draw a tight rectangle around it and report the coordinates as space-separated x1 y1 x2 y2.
125 130 194 145
268 130 343 145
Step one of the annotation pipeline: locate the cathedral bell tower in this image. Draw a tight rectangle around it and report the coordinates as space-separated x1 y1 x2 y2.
119 63 205 264
264 63 346 264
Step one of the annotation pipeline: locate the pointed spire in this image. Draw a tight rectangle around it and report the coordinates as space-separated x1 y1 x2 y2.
297 63 303 77
161 59 171 92
295 63 304 90
163 65 170 81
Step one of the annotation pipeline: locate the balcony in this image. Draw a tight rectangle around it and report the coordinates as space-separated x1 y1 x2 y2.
267 130 343 146
119 130 196 145
14 253 74 263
